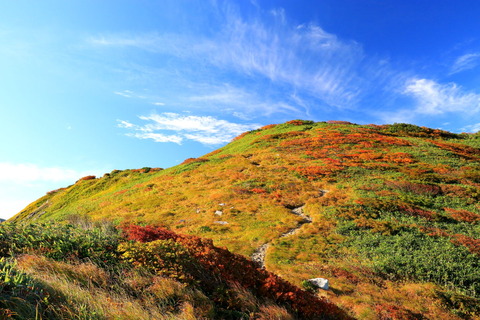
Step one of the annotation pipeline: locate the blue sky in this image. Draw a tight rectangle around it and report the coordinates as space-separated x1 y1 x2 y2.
1 0 480 218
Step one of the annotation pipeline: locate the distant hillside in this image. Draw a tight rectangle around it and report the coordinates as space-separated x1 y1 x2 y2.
11 120 480 319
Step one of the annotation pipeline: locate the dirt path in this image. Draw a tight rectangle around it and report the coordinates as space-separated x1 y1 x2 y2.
251 190 328 269
251 243 269 268
251 205 311 268
280 205 312 238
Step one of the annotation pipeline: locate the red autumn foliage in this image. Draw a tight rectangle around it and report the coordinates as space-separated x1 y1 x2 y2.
119 224 350 319
444 208 480 223
279 127 414 175
375 303 419 320
451 234 480 255
398 205 437 221
428 140 480 161
327 120 355 125
251 188 267 194
120 224 178 242
419 226 480 255
440 185 472 198
420 227 450 238
286 120 311 125
328 267 360 284
387 181 442 196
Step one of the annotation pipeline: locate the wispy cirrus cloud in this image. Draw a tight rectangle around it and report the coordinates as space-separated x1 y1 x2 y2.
118 113 260 145
129 132 183 144
87 6 394 113
378 77 480 125
450 52 480 74
403 78 480 115
461 123 480 133
114 90 134 98
88 1 480 131
186 84 301 116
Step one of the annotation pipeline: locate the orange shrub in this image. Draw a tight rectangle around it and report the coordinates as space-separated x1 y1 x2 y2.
232 131 251 141
181 158 209 165
383 152 415 164
259 124 278 130
78 175 96 181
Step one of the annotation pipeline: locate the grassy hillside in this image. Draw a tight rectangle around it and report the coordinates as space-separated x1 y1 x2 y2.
10 120 480 319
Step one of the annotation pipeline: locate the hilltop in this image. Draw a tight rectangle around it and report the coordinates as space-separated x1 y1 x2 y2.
8 120 480 319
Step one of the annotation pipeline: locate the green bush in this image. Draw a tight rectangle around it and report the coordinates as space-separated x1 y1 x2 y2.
0 222 120 267
346 229 480 297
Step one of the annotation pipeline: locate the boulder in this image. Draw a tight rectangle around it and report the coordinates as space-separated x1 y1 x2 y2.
215 210 223 216
307 278 329 290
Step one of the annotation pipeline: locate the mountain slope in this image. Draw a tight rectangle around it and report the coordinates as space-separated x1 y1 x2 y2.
12 120 480 319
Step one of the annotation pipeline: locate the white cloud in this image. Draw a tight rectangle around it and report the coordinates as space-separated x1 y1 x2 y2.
117 120 135 129
0 197 31 220
450 53 480 74
129 132 183 144
119 113 260 145
0 164 105 220
461 123 480 133
0 163 91 184
114 90 133 98
403 78 480 115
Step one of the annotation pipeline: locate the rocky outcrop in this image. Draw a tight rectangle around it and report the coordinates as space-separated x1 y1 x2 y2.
307 278 329 290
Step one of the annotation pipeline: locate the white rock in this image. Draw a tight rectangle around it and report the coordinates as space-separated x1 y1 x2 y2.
213 221 228 225
215 210 223 216
307 278 329 290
